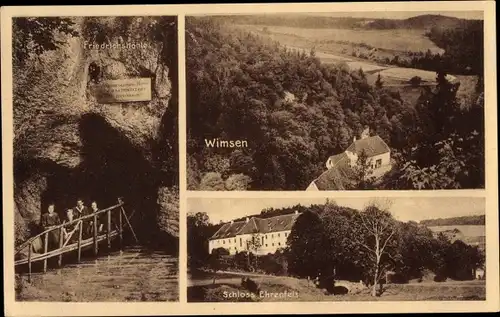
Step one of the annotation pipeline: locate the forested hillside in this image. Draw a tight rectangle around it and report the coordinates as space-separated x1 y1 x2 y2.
215 14 476 31
186 16 484 190
421 215 485 226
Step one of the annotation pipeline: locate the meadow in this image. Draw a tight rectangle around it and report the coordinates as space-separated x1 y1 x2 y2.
188 271 486 302
234 24 444 54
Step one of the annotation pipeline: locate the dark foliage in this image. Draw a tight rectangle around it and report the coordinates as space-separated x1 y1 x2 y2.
187 212 221 268
186 17 405 190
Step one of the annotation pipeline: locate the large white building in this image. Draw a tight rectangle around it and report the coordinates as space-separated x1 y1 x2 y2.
307 128 392 190
208 211 301 255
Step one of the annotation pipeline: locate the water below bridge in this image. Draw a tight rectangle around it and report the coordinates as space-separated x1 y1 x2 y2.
16 247 178 302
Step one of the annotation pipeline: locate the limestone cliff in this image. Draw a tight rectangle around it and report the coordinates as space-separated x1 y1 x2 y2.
13 16 178 247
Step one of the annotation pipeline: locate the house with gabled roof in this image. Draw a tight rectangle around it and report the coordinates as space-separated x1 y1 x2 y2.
208 211 301 255
307 127 392 190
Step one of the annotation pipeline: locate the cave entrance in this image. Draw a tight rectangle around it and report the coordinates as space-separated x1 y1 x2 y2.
40 113 162 246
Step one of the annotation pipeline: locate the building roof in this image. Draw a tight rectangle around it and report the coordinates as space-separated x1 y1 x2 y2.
311 153 355 190
256 213 300 233
327 152 349 167
346 135 390 157
210 213 301 240
211 221 247 239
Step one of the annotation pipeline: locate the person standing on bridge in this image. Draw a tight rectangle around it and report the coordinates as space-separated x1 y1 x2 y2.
91 201 105 233
75 199 92 238
40 203 61 251
63 209 79 244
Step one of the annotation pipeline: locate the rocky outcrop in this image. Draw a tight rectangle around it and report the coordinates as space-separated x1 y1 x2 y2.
13 16 178 246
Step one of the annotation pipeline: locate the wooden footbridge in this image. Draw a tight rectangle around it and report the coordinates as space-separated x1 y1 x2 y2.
15 199 138 281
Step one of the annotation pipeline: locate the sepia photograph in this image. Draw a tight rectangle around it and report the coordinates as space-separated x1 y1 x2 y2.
11 15 179 302
186 12 485 191
1 2 497 316
187 196 486 302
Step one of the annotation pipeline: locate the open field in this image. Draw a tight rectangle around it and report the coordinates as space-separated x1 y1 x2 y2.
235 24 444 54
229 22 475 107
188 270 485 302
231 23 456 85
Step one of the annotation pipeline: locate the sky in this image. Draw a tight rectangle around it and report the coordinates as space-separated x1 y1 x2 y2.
301 11 484 20
188 196 485 224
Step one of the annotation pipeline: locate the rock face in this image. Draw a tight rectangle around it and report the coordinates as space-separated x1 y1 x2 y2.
13 17 178 246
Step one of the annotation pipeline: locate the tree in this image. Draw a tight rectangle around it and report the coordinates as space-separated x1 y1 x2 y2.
351 149 374 189
319 202 362 280
203 155 231 178
445 241 484 280
393 221 436 281
187 212 219 268
287 210 325 278
208 247 229 284
309 46 316 58
375 74 384 89
353 199 397 296
409 76 422 87
229 150 255 176
225 173 252 190
199 172 225 190
247 233 262 270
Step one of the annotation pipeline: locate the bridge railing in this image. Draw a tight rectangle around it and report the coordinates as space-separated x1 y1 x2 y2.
15 199 138 279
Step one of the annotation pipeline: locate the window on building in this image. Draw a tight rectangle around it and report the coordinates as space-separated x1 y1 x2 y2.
265 244 268 247
278 242 281 246
272 243 274 247
261 236 264 244
285 233 288 237
240 238 242 247
376 159 382 168
278 233 280 237
223 240 225 245
271 234 274 238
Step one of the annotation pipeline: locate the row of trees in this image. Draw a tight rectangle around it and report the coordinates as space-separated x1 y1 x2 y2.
378 71 484 189
207 248 289 277
287 200 485 296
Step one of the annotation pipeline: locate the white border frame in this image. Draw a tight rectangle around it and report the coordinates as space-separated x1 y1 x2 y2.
2 2 498 315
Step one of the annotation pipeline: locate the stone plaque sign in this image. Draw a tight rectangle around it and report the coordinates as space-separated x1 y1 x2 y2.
94 78 152 103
